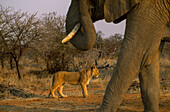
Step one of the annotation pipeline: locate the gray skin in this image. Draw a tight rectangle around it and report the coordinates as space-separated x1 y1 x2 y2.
65 0 169 112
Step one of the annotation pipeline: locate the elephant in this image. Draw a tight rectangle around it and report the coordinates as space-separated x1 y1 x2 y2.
63 0 170 112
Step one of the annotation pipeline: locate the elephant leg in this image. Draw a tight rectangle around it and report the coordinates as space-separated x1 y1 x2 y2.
99 3 168 112
80 83 88 98
58 85 68 98
139 51 160 112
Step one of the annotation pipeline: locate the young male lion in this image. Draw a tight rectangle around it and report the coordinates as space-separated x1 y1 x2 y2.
48 65 99 98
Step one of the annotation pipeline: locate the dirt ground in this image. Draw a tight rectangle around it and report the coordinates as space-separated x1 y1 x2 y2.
0 80 170 112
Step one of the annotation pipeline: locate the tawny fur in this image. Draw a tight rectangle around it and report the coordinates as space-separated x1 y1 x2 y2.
48 65 99 98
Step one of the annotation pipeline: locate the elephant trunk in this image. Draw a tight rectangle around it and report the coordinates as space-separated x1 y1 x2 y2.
65 0 96 51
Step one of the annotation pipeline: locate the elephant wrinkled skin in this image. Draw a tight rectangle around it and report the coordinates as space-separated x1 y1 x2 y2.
65 0 170 112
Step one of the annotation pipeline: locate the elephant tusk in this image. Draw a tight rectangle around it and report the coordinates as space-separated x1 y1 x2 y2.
62 23 80 44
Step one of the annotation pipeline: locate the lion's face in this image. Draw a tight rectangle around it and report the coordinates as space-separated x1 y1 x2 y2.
92 65 100 77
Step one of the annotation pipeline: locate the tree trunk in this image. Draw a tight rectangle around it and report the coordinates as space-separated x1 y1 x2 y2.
1 58 4 69
13 57 22 80
9 57 13 70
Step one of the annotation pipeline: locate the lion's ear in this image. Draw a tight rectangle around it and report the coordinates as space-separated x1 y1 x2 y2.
104 0 140 23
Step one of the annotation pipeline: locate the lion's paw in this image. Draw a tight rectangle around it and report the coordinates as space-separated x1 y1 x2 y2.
61 95 68 98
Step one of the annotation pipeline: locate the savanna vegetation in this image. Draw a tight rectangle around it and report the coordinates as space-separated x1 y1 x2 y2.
0 6 124 80
0 6 169 111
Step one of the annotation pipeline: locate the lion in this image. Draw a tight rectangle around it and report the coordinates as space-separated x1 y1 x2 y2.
48 65 99 98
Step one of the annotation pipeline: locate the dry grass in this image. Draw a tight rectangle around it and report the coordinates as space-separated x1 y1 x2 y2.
0 56 169 100
0 63 53 99
0 57 169 112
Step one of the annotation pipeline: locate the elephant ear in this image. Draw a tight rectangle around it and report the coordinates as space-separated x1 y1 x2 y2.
104 0 140 23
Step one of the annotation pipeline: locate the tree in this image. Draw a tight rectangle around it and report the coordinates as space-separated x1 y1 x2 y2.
30 12 74 73
0 6 40 79
103 33 123 57
94 31 104 50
